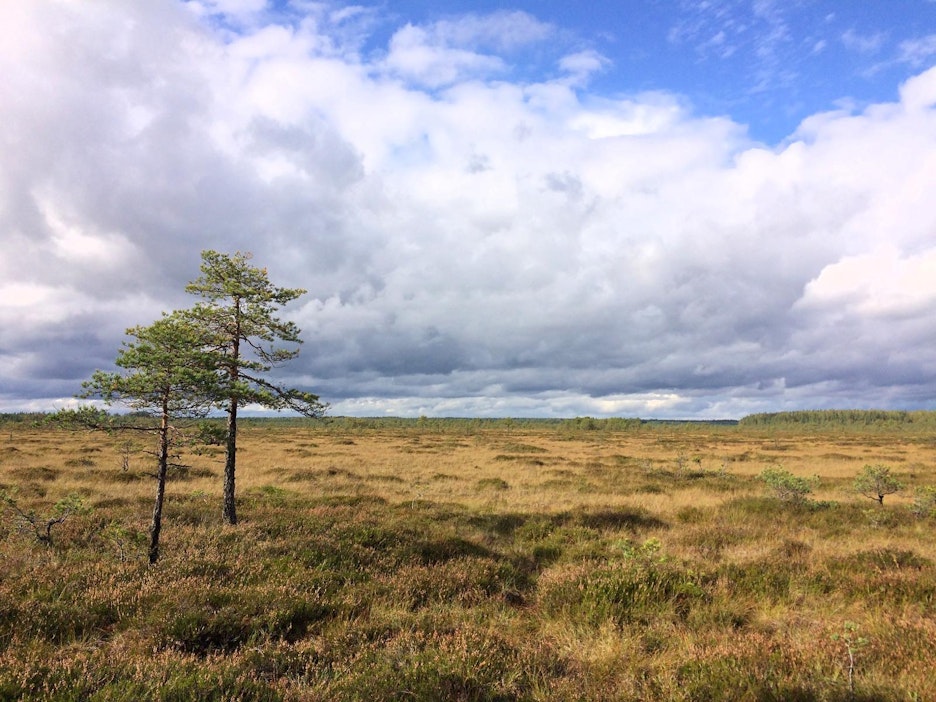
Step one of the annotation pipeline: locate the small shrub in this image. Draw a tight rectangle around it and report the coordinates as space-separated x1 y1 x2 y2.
759 467 816 503
853 464 902 505
513 516 558 542
831 621 869 695
100 520 148 561
910 485 936 518
0 490 90 545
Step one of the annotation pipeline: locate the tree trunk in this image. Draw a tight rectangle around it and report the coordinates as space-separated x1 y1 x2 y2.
149 410 170 564
222 397 238 525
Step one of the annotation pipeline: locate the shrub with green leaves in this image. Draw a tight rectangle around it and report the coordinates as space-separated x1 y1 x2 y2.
911 485 936 518
853 464 902 505
758 467 816 503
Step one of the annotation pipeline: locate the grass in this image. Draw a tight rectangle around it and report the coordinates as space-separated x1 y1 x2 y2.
0 418 935 700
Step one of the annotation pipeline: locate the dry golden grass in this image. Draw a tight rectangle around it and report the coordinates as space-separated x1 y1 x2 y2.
4 418 935 567
1 417 935 700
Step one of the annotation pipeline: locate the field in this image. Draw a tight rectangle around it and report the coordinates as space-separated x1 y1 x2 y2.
1 416 935 701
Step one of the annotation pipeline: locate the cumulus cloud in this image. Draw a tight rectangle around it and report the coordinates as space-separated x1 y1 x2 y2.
1 1 936 417
797 248 936 318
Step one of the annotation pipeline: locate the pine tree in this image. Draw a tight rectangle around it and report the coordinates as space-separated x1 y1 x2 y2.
186 250 327 525
79 312 219 562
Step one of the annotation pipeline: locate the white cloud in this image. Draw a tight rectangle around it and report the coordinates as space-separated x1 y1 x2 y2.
427 10 553 52
841 29 887 54
558 49 611 86
382 24 506 88
900 64 936 110
797 247 936 318
377 11 552 90
2 2 936 417
568 94 684 138
898 33 936 66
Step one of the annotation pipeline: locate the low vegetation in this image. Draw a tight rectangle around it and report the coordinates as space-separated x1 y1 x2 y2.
1 414 935 700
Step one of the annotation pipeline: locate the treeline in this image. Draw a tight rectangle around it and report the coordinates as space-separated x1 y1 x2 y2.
243 416 701 433
0 413 738 432
0 414 638 432
739 409 936 428
330 416 647 431
0 412 49 428
265 416 646 432
0 412 184 429
12 410 934 433
311 416 741 432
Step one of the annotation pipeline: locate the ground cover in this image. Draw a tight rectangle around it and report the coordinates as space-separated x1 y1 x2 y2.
1 417 934 700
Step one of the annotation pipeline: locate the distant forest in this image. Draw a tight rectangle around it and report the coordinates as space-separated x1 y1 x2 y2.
737 409 936 428
3 409 935 430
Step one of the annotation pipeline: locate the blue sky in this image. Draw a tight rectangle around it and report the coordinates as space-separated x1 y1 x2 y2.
1 1 936 418
265 0 936 144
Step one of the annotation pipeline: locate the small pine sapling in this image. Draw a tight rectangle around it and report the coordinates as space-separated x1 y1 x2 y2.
853 464 902 506
0 490 89 546
759 466 817 503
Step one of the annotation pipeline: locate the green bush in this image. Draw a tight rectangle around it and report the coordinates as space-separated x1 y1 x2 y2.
853 464 902 505
911 485 936 518
759 467 816 503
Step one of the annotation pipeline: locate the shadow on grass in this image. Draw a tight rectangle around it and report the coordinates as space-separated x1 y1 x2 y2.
468 507 668 538
576 508 668 532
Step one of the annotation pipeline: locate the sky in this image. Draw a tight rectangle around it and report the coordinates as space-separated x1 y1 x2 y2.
1 0 936 420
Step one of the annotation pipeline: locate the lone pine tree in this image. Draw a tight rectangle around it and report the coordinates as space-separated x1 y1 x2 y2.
186 250 326 525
